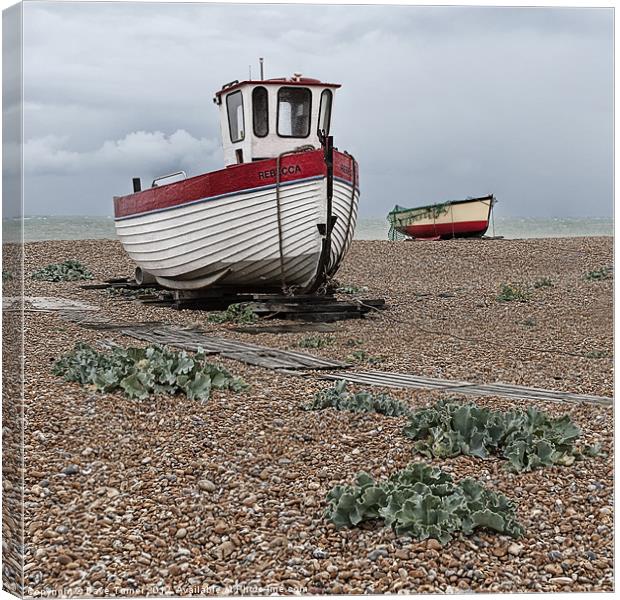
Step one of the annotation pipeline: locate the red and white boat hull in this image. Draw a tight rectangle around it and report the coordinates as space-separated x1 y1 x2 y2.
391 195 495 240
114 149 359 291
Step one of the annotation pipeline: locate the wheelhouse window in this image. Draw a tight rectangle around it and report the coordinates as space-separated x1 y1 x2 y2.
318 89 333 135
277 87 311 137
252 86 269 137
226 91 245 143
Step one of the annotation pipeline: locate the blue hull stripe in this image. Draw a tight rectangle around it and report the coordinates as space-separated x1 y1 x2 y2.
334 176 360 192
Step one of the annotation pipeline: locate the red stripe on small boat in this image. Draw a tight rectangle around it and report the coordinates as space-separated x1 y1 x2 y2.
402 220 489 239
114 149 357 219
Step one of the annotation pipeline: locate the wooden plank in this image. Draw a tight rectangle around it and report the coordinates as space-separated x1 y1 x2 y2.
262 348 348 368
322 371 612 407
233 323 337 334
252 303 360 313
80 283 115 290
250 299 384 315
222 352 297 369
252 294 339 304
349 371 610 405
323 372 460 391
95 282 385 322
356 370 472 388
489 382 609 403
113 324 347 370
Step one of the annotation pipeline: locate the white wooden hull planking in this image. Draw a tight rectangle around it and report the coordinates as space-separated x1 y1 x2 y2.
115 177 359 290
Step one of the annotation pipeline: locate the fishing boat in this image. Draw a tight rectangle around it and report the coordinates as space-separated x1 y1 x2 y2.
113 68 359 293
387 195 496 240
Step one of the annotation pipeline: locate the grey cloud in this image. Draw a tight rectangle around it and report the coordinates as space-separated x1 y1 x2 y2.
16 2 614 218
22 130 221 177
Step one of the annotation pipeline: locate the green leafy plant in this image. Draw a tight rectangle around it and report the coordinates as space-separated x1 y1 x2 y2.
583 443 606 457
326 462 524 544
585 266 612 281
2 270 13 282
207 303 257 324
533 277 553 289
345 338 363 347
305 380 411 417
347 350 383 365
31 259 93 282
52 343 247 401
522 317 537 327
584 350 608 359
297 335 333 349
403 400 582 472
497 283 530 303
337 284 369 294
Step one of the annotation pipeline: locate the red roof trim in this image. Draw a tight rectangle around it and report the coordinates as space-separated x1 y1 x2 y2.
215 79 341 97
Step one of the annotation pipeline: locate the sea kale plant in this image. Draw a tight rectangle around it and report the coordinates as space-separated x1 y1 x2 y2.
585 266 612 281
497 282 530 302
326 462 524 544
533 277 553 289
304 380 411 417
52 343 247 401
207 303 257 324
346 350 383 365
297 335 333 349
403 399 582 472
32 259 93 282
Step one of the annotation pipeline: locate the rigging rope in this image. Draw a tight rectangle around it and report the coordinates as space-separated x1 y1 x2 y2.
275 145 315 292
329 152 357 276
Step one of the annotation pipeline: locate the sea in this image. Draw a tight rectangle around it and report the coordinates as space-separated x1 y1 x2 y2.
2 215 614 242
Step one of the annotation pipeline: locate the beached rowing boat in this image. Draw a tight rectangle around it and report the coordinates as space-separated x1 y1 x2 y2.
387 195 496 240
113 71 359 292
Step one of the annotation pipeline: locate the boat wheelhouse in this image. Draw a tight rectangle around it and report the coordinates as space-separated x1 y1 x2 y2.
113 71 360 293
214 74 340 166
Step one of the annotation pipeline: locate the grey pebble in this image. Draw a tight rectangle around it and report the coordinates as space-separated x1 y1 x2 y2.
368 548 389 561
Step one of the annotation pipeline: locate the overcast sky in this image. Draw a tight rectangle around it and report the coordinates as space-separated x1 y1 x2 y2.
12 2 614 218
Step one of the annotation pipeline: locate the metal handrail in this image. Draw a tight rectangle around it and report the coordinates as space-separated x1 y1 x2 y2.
151 171 187 188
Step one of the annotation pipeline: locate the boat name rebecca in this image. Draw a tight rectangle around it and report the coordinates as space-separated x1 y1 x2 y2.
258 164 303 180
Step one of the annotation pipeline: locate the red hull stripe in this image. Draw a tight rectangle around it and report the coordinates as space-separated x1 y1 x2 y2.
114 175 324 221
114 149 357 220
402 220 489 238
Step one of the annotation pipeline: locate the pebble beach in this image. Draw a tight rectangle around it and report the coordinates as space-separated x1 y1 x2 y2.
16 236 613 595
